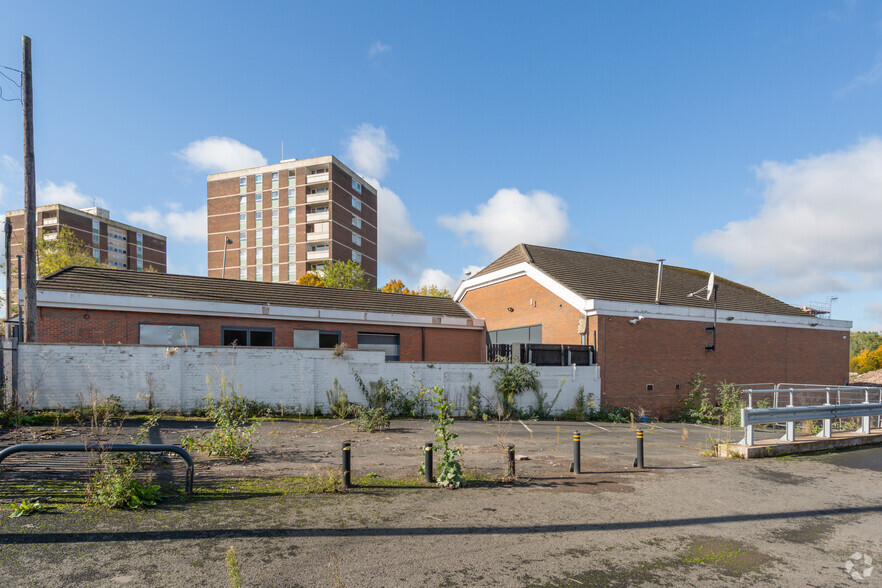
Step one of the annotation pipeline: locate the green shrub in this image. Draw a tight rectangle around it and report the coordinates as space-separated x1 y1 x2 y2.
326 378 359 419
588 403 631 423
354 407 390 432
86 459 162 509
181 377 261 462
491 359 539 418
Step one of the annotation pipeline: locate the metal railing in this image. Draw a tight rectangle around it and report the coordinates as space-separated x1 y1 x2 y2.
0 443 194 493
740 387 882 447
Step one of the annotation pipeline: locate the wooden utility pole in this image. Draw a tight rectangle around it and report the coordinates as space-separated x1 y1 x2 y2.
22 36 37 342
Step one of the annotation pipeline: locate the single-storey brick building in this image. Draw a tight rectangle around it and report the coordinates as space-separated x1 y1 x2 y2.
34 267 486 363
455 244 851 416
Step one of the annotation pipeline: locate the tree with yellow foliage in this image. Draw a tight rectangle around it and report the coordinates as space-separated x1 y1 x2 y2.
850 344 882 374
296 272 325 287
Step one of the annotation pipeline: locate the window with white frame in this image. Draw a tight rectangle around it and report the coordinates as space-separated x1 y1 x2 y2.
239 249 247 266
352 178 362 194
255 248 263 264
272 264 280 282
352 251 362 263
271 209 279 226
255 174 263 191
239 177 247 194
239 231 247 245
239 214 247 230
352 216 361 229
255 192 262 208
288 207 296 224
351 196 362 211
92 248 100 259
255 211 262 229
272 246 279 263
352 233 362 247
92 234 99 244
271 191 279 208
239 267 247 280
271 172 279 189
288 226 295 243
256 230 263 246
272 227 279 244
239 195 247 211
288 246 296 262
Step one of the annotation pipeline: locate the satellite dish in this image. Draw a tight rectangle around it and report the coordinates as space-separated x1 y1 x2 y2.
706 273 715 301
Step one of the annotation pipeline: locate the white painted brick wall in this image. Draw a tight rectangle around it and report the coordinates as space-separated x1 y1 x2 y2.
12 343 601 416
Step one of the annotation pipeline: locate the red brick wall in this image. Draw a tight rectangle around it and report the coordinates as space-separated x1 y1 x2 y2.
596 316 850 417
460 275 583 343
36 306 485 363
460 276 850 416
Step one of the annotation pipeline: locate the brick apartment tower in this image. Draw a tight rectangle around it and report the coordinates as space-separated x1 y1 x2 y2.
206 156 378 287
6 205 167 280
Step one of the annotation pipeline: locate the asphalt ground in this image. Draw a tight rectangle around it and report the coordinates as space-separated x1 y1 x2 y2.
0 418 880 587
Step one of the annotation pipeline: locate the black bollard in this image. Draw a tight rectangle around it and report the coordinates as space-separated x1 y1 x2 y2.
342 442 351 488
636 429 645 469
424 442 433 483
507 444 516 479
572 431 581 474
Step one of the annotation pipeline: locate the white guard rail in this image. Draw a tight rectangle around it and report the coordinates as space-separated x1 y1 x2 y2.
740 387 882 446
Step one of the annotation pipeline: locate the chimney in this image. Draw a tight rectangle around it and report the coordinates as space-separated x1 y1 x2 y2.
655 259 665 304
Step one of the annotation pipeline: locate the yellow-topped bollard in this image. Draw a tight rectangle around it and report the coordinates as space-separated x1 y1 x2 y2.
572 431 581 474
635 430 645 469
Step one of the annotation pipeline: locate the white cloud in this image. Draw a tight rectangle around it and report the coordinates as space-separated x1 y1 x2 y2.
417 268 457 292
369 41 391 58
345 124 399 180
369 177 426 278
836 56 882 98
125 204 207 242
176 137 266 173
438 188 570 257
37 180 104 208
694 138 882 297
417 265 485 293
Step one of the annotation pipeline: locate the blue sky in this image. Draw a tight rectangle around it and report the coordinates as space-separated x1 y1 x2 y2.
1 1 881 330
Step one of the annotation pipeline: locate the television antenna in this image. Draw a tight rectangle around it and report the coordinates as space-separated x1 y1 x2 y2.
687 272 718 351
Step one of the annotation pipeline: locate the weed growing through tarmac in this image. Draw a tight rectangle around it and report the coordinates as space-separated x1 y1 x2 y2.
181 374 262 463
85 459 163 509
225 546 243 588
425 385 465 489
85 412 165 510
8 498 49 517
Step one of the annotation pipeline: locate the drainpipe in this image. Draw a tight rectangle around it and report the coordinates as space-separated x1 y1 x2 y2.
655 259 665 304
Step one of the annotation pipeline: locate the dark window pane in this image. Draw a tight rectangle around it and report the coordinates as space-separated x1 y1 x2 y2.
250 330 273 346
223 329 247 346
357 333 400 361
319 332 341 348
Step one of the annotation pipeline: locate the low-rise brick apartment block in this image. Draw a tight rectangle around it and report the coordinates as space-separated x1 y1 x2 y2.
207 156 377 287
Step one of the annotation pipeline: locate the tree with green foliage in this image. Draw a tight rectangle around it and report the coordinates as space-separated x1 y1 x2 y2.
413 284 451 298
36 226 103 276
850 331 882 358
319 260 370 290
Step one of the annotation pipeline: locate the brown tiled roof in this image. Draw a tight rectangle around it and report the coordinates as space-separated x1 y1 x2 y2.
471 244 809 317
37 267 474 319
